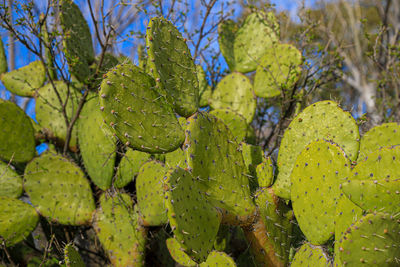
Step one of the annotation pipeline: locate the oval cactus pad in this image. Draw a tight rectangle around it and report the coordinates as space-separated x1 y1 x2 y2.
0 161 22 198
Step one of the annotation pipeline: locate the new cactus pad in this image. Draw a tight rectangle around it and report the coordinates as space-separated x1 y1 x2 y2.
256 156 274 188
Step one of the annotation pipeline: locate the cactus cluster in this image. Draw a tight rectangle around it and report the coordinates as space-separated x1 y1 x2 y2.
1 2 400 266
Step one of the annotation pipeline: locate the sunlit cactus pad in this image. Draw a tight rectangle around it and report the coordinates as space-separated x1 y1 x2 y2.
254 43 302 98
24 152 95 225
166 237 196 266
64 243 85 267
234 12 279 73
197 65 211 107
0 196 39 247
93 193 146 267
146 17 199 117
185 112 255 218
115 148 150 188
358 122 400 160
200 251 236 266
211 72 256 123
291 243 331 267
164 167 220 263
0 60 46 97
99 63 185 153
291 140 351 244
0 99 35 163
60 0 94 82
218 19 238 71
256 156 274 188
337 212 400 266
165 148 187 169
136 160 168 226
210 108 248 142
0 161 22 198
274 100 359 199
35 81 81 150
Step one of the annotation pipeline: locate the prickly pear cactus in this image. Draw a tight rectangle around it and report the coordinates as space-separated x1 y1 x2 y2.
211 72 256 123
99 63 185 153
78 93 116 190
256 156 274 188
197 65 212 107
115 148 150 188
358 122 400 160
0 99 36 163
164 167 221 263
24 152 95 225
0 61 46 97
274 101 360 199
0 38 7 74
200 251 237 266
254 43 302 98
337 212 400 266
291 243 331 267
136 160 168 226
185 112 255 219
240 142 263 191
64 243 85 267
165 148 187 168
93 193 146 267
146 17 199 117
234 12 279 73
35 81 81 151
60 0 94 82
0 196 39 246
0 161 22 198
290 140 351 244
210 108 248 142
218 19 238 71
166 237 196 266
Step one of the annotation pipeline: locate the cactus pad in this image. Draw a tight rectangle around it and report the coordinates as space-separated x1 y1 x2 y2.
291 140 351 244
197 65 211 107
0 38 7 74
99 63 185 153
60 0 94 82
234 12 279 73
36 81 81 150
358 122 400 160
200 251 236 266
218 19 238 71
146 17 199 117
240 142 264 191
210 108 248 142
94 193 146 267
0 196 39 246
337 212 400 266
256 156 274 188
136 160 168 226
165 148 187 169
211 72 256 123
0 161 22 198
185 112 255 218
274 101 360 199
115 149 150 188
78 93 116 190
164 167 220 263
166 237 196 266
64 243 85 267
291 243 330 267
254 44 302 98
24 152 95 225
0 99 35 163
0 61 46 97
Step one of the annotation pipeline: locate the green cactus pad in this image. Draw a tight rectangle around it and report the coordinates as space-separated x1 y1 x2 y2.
0 61 46 97
197 65 211 107
60 0 94 82
146 17 199 117
36 81 81 151
234 12 279 73
94 193 146 267
256 156 274 188
254 188 294 266
0 161 22 198
0 99 35 163
99 63 185 153
254 43 302 98
166 238 196 266
337 212 400 266
91 53 120 87
64 243 85 267
218 19 238 71
274 101 360 199
78 93 116 190
358 122 400 160
115 149 150 188
136 160 168 226
291 140 351 245
24 152 95 225
165 148 187 169
342 178 400 214
0 38 7 74
240 142 264 191
200 251 237 267
210 108 248 142
164 167 220 263
210 72 256 123
185 112 255 218
0 196 39 246
291 243 330 267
